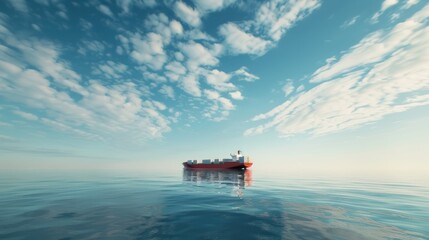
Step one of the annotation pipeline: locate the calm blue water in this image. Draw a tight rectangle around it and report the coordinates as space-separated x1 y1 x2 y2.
0 170 428 240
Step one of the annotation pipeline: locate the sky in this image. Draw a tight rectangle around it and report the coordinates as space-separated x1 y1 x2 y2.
0 0 428 178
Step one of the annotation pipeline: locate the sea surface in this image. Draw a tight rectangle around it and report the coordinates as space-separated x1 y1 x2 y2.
0 170 428 240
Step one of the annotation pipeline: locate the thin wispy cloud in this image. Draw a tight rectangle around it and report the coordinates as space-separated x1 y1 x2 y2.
341 16 359 28
246 4 429 137
254 0 321 41
5 0 28 13
372 0 399 22
97 4 115 18
12 110 39 121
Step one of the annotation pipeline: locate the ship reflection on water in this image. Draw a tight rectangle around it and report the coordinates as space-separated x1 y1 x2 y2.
182 169 252 197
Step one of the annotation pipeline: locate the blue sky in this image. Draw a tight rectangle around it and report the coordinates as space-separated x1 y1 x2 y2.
1 0 428 177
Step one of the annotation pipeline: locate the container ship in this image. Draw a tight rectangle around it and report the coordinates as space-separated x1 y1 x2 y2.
183 150 253 170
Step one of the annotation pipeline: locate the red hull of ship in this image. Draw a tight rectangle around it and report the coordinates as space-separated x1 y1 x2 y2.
183 162 253 170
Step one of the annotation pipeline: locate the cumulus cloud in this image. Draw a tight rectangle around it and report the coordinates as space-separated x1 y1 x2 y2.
165 61 187 81
185 29 216 41
174 1 201 27
159 85 175 99
204 69 235 92
129 32 167 70
1 34 85 94
144 13 183 44
118 13 185 72
179 41 219 70
78 40 105 55
203 89 235 121
219 23 272 56
170 20 184 35
142 71 167 83
229 91 244 100
94 61 128 79
0 19 171 142
245 5 429 137
181 75 201 97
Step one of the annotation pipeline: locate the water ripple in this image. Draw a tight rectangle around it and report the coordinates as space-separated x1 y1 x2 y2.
0 170 428 239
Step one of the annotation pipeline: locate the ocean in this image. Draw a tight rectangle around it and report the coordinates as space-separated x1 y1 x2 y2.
0 169 428 240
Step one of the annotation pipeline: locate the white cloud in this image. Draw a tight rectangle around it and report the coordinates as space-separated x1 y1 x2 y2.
229 91 244 100
254 0 321 41
192 0 236 13
34 0 49 6
32 24 41 31
219 23 272 56
341 16 359 28
97 4 114 18
165 61 187 75
179 41 219 70
216 0 320 57
311 10 428 83
218 97 234 110
372 0 399 22
95 61 128 79
0 19 171 142
204 89 220 99
165 61 187 81
12 110 39 121
246 5 429 137
57 11 68 20
175 52 184 61
129 32 167 70
80 19 93 31
234 66 260 81
145 100 167 111
6 0 28 13
116 46 123 55
185 29 216 41
204 89 234 112
381 0 400 12
79 40 105 55
204 69 235 92
159 85 175 99
116 0 157 13
144 13 183 44
296 84 305 93
0 33 85 94
142 71 167 83
403 0 420 9
390 13 401 22
173 1 201 27
282 80 295 97
170 20 184 35
181 75 201 97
